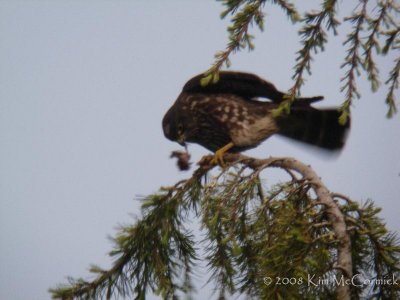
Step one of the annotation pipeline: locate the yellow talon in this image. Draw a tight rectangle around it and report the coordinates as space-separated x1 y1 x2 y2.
210 142 235 167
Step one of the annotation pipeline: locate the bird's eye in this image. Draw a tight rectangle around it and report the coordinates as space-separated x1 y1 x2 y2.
177 123 184 134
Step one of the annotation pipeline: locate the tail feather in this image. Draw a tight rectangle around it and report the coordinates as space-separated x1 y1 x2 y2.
276 107 350 150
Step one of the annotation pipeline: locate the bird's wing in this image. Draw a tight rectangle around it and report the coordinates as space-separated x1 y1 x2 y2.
183 71 283 101
182 71 323 105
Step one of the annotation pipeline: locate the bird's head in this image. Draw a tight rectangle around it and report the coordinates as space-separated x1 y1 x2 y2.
162 108 193 147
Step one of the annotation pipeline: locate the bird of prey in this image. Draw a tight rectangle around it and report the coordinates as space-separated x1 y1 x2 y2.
162 71 350 165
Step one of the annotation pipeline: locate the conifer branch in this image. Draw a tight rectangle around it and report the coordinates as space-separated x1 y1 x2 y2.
212 0 400 119
220 153 353 299
202 0 265 86
290 0 339 94
50 154 400 300
203 0 300 86
385 55 400 117
339 0 368 125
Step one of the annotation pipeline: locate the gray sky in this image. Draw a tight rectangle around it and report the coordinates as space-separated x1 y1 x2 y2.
1 1 399 299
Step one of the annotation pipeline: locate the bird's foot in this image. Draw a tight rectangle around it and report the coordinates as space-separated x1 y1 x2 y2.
210 142 234 167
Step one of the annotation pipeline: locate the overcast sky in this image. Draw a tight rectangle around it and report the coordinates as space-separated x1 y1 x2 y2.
1 1 399 299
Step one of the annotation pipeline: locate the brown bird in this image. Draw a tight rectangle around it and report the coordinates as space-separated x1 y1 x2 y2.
162 71 350 165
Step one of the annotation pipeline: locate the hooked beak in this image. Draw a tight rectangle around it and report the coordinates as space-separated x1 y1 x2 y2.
177 134 186 148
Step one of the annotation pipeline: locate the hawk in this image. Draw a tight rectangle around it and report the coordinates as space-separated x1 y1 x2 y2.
162 71 350 165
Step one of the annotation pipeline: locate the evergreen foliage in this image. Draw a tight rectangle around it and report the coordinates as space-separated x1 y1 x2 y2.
50 155 400 299
205 0 400 121
50 1 400 299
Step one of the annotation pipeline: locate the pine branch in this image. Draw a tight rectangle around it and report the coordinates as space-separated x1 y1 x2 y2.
340 199 400 297
363 1 385 93
385 55 400 117
213 0 400 118
339 0 368 125
50 154 400 299
219 153 353 299
204 0 300 86
274 0 340 117
50 168 207 300
269 0 300 23
202 0 265 86
380 1 400 117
